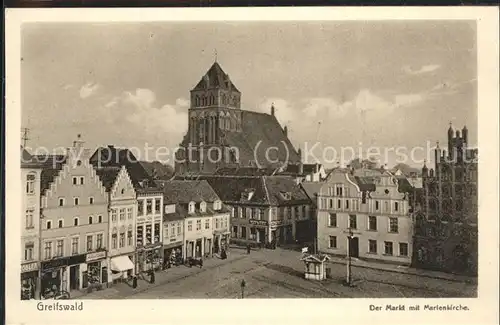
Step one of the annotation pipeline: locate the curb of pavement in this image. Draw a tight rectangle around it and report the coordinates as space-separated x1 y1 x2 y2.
327 260 477 284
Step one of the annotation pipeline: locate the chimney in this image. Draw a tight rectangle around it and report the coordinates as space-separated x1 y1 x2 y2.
108 145 115 149
315 163 319 173
271 104 275 116
284 126 288 137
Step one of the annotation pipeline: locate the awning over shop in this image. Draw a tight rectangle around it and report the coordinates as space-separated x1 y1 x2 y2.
110 256 134 272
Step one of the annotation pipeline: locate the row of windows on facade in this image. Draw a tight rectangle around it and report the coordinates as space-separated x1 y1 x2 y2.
320 197 403 213
328 236 409 257
56 197 96 207
328 213 401 233
426 185 477 198
37 214 104 230
136 223 162 247
186 201 222 214
191 116 241 138
40 233 105 260
26 175 87 196
233 206 307 220
193 94 239 107
186 217 228 232
137 198 162 215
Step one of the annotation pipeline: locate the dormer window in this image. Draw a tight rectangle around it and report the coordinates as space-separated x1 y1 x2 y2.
188 201 196 214
241 189 255 201
213 200 222 211
200 201 207 213
280 191 292 201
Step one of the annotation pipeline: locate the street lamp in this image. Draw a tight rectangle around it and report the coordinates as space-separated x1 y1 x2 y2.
240 279 246 299
346 228 354 286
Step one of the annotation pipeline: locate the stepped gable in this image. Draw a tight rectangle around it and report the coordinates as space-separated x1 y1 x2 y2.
89 146 153 190
94 166 121 192
192 62 240 92
32 154 67 194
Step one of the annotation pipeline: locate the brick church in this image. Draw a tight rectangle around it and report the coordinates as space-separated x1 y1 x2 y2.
175 61 301 175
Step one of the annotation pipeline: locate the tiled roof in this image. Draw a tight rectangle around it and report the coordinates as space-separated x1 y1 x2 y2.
90 146 154 190
176 175 310 206
264 176 311 205
192 62 240 92
163 204 186 222
162 180 220 204
352 176 377 192
94 167 121 192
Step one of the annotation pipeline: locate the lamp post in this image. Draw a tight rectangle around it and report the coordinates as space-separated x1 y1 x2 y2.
240 279 246 299
346 228 353 286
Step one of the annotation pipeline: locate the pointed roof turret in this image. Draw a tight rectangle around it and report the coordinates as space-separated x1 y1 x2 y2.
192 62 240 93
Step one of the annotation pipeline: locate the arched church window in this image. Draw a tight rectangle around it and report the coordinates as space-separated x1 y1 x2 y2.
195 96 200 107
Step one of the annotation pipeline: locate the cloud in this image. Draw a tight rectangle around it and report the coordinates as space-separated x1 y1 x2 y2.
123 88 156 109
403 64 441 75
79 82 100 99
104 97 119 108
63 84 74 90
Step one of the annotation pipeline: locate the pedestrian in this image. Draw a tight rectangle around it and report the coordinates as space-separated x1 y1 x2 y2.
150 271 155 284
199 259 203 268
246 244 251 255
132 276 137 289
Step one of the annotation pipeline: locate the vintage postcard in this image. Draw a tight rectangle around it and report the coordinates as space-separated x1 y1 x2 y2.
4 6 499 325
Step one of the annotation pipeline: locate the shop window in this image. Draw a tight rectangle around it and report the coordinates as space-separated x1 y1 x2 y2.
127 230 133 246
119 233 125 248
146 225 152 245
154 223 161 243
26 174 36 194
137 226 144 247
384 241 393 255
369 240 377 254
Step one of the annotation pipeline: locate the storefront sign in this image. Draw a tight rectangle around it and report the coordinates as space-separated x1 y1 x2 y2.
270 220 283 228
170 238 178 242
249 219 268 227
41 254 86 271
21 262 39 273
138 242 163 251
86 251 107 262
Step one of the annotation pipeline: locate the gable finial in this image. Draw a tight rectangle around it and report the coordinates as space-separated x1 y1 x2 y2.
214 48 218 62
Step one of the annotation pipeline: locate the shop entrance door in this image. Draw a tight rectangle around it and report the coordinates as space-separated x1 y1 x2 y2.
69 265 79 290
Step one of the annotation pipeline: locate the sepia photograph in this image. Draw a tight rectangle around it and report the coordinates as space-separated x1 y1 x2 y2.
5 6 499 325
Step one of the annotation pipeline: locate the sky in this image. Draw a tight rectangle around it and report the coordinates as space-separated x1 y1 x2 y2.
21 21 477 168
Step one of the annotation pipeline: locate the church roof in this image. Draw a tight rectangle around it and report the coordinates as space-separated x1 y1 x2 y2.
192 62 240 93
226 111 301 167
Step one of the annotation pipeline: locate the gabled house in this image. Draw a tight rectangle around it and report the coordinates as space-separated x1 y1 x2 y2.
94 165 137 284
38 135 109 297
